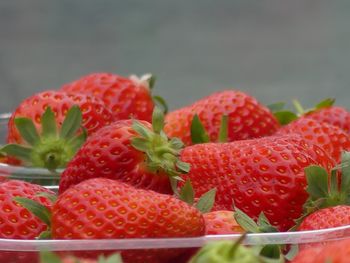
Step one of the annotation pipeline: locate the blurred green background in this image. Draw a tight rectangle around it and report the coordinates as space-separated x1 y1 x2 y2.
0 1 349 113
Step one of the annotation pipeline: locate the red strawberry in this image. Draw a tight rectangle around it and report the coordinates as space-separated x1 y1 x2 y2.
271 98 350 134
21 178 205 263
291 238 350 263
0 180 54 263
61 73 157 122
1 90 114 170
276 118 350 163
59 108 188 194
294 153 350 244
306 106 350 134
299 205 350 230
8 90 113 143
0 180 54 239
179 135 335 231
203 210 243 235
164 90 280 145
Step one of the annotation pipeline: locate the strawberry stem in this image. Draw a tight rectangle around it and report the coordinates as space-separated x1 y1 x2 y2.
292 99 305 115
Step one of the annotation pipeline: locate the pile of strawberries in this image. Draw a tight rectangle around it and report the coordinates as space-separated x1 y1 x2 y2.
1 72 350 263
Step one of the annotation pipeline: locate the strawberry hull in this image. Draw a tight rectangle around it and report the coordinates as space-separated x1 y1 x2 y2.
0 113 61 188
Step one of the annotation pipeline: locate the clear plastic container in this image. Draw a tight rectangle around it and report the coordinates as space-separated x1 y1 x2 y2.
0 225 350 263
1 113 350 262
0 113 60 191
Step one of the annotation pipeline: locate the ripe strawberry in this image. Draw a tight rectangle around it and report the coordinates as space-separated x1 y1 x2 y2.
275 118 350 163
271 98 350 134
59 107 188 194
0 180 54 263
291 238 350 263
21 178 205 263
8 90 114 144
0 180 54 239
294 152 350 242
1 90 114 170
61 73 158 122
306 106 350 134
299 205 350 231
203 210 243 235
164 90 280 145
179 135 335 231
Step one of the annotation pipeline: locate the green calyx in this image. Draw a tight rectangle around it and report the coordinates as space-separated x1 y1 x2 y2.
267 98 335 126
40 251 123 263
233 208 278 234
1 106 86 171
131 107 190 188
190 114 228 144
296 151 350 225
13 192 58 240
189 235 284 263
233 208 298 261
179 179 217 213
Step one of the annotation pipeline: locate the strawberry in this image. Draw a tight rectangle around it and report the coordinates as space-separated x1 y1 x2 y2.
7 90 114 143
0 180 54 239
19 178 205 263
164 90 280 145
298 205 350 231
275 118 350 163
61 73 160 122
58 107 188 194
179 135 335 231
291 238 350 263
0 180 54 263
294 152 350 236
271 98 350 134
203 210 243 235
1 90 114 170
306 106 350 134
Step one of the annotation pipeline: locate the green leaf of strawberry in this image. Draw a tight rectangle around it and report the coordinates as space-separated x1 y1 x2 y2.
177 179 216 213
233 208 278 233
269 98 335 126
191 114 210 144
294 152 350 228
195 188 217 213
191 114 229 144
13 197 52 228
273 111 298 125
314 98 335 110
1 106 87 171
130 107 191 187
14 117 41 145
218 115 228 143
304 166 329 200
180 180 195 205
